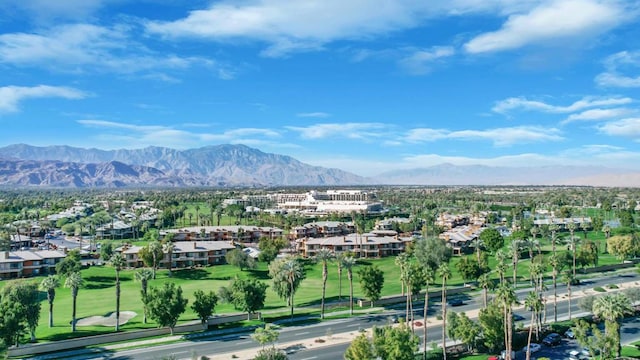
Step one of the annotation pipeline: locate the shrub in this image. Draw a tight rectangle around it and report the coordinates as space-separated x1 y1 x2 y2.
607 284 619 289
593 286 607 292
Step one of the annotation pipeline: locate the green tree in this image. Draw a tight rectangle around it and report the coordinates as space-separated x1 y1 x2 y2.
64 271 83 332
480 228 504 253
344 332 375 360
134 268 153 324
456 312 479 352
456 256 484 285
0 299 25 347
191 289 218 330
524 291 542 360
315 248 334 320
39 275 60 328
607 234 638 261
438 263 452 360
227 277 268 319
226 248 256 271
144 282 188 335
108 253 126 332
373 323 419 360
496 283 517 360
358 265 384 307
139 240 163 279
269 257 305 319
100 242 114 261
56 249 82 277
162 238 176 277
342 255 357 315
252 324 279 349
0 230 11 251
254 347 288 360
479 303 504 352
413 237 452 271
592 293 633 358
1 280 41 343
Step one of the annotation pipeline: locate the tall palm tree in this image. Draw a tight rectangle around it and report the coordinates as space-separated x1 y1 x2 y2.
565 231 580 278
335 252 345 300
109 253 126 331
315 248 334 320
39 275 60 328
510 240 522 285
549 253 560 322
422 267 435 360
549 223 559 255
592 293 632 358
64 272 83 332
134 268 153 324
496 250 508 285
148 240 162 279
524 291 543 360
395 252 409 296
478 273 491 309
496 283 517 360
342 256 357 316
163 238 176 278
282 258 304 319
438 263 451 360
562 270 575 320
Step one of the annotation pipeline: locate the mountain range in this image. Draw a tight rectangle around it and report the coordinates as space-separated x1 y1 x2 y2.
0 144 638 187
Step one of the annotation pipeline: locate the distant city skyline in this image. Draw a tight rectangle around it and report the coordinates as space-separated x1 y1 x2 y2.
1 0 640 176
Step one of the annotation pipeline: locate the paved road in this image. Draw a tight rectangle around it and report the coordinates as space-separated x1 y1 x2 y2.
33 271 640 360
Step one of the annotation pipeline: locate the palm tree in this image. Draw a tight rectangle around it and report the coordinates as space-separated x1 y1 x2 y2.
163 238 176 278
549 223 559 255
549 253 560 322
194 204 200 226
496 250 508 285
478 273 491 309
342 256 357 315
109 253 126 331
395 252 409 296
510 240 522 285
592 293 632 358
438 263 451 360
562 270 575 320
148 240 162 279
524 291 543 360
282 258 304 319
134 268 153 324
565 231 580 278
335 252 345 300
315 248 334 320
39 275 60 328
422 267 435 360
65 272 83 332
496 283 517 360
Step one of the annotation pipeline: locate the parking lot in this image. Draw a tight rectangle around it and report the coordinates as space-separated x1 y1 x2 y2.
512 337 592 360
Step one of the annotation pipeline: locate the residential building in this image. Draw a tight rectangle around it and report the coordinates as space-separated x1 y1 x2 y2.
291 221 355 239
118 241 235 269
0 250 66 279
273 189 384 214
299 230 411 258
374 217 411 231
161 225 283 243
439 225 483 255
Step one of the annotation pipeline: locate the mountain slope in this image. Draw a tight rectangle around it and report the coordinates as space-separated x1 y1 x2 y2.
0 144 365 187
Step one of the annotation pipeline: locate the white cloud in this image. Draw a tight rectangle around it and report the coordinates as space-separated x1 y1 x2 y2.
493 96 633 114
597 118 640 139
595 51 640 88
0 85 87 113
561 108 635 124
286 122 389 139
0 23 228 79
77 119 286 148
297 112 331 118
405 126 562 146
398 46 455 75
464 0 625 53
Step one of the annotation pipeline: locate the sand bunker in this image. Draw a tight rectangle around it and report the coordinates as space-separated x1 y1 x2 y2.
76 311 137 327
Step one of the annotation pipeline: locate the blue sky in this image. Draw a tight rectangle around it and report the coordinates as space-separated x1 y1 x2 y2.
1 0 640 176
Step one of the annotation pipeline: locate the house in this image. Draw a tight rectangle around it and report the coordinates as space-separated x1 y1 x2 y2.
161 226 283 243
118 241 235 269
299 230 411 258
374 217 411 231
0 250 66 279
291 221 355 239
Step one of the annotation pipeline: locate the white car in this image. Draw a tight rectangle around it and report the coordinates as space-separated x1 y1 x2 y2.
522 343 542 353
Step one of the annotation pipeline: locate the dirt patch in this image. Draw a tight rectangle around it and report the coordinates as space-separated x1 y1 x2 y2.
76 311 137 327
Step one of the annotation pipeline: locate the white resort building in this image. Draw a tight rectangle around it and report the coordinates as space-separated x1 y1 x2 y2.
273 189 383 214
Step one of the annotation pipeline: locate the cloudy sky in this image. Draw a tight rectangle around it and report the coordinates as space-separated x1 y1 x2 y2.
1 0 640 176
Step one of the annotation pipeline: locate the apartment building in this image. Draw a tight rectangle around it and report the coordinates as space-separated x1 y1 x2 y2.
299 230 411 258
118 241 235 269
161 226 283 243
291 221 355 239
0 250 66 279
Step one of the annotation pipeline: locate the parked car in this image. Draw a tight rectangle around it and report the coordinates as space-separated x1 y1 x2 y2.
522 343 541 353
542 332 562 346
569 349 591 360
512 313 525 321
499 350 515 360
564 328 575 339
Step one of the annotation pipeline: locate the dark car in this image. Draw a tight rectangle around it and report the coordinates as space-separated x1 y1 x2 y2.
542 333 562 346
512 313 525 321
448 298 465 306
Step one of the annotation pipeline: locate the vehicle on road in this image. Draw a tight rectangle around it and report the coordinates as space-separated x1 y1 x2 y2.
512 313 525 321
564 328 575 339
522 343 541 353
543 332 562 346
448 298 465 306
